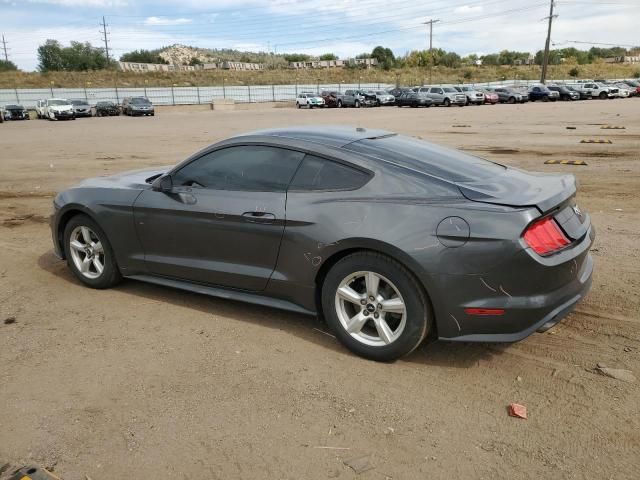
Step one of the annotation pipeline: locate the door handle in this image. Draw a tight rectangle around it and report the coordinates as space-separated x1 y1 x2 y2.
242 211 276 224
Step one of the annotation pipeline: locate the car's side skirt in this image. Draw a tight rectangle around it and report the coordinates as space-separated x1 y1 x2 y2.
126 274 316 316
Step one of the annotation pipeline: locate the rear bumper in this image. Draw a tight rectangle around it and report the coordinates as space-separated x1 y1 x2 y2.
436 225 595 343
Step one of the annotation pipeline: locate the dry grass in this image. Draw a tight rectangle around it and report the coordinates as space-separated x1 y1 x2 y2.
1 63 638 88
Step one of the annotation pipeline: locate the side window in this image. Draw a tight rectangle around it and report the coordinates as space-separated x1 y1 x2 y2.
172 146 304 192
289 155 370 191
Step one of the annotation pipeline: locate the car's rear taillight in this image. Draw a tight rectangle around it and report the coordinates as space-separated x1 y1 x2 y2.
523 217 570 256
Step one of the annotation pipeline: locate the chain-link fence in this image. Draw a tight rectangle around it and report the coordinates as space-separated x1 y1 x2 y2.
0 83 391 108
1 78 627 108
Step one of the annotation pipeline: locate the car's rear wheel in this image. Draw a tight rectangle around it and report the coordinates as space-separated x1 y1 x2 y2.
355 100 360 108
63 214 121 289
322 252 430 361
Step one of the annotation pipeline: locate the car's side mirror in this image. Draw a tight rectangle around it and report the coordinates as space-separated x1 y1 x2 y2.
152 174 173 193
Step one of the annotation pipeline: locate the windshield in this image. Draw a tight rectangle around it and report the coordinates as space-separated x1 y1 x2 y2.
443 87 456 93
131 98 150 104
70 100 88 105
98 102 113 106
5 105 22 109
48 100 69 106
344 134 506 183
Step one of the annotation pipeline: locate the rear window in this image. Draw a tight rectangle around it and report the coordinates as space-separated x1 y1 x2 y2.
343 135 506 183
290 155 370 191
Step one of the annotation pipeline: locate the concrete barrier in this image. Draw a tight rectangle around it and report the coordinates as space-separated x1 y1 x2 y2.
211 98 235 111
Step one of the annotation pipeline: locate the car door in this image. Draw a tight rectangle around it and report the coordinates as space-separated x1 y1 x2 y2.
429 87 445 104
133 145 305 291
344 90 355 106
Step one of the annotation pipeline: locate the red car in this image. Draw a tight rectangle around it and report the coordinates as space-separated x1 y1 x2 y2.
479 88 499 104
321 91 340 108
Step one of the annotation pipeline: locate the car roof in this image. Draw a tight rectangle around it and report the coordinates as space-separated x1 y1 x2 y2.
236 125 395 148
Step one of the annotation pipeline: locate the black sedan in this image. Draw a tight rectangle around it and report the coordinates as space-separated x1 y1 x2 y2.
50 126 594 361
395 92 432 107
2 104 30 120
95 101 120 116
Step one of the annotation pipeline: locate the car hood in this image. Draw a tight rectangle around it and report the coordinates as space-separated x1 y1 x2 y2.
456 168 576 212
76 166 171 190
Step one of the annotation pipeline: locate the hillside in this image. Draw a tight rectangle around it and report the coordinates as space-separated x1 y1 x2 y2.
1 63 638 89
153 44 288 66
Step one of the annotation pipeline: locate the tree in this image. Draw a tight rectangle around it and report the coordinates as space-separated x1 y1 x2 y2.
319 53 338 61
189 57 202 66
371 46 395 70
439 51 461 68
38 40 112 71
283 53 310 62
463 70 473 80
568 67 580 78
0 59 18 72
120 49 168 64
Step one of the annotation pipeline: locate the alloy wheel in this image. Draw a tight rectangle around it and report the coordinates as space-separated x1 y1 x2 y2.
68 226 105 280
334 271 407 347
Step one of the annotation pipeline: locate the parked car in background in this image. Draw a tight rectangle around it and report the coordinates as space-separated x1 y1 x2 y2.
122 97 155 116
572 82 617 99
70 99 92 117
454 86 484 105
548 85 580 101
395 92 432 108
50 125 595 361
415 86 465 107
614 83 635 97
43 99 75 120
337 90 377 108
622 80 640 94
527 85 555 102
35 99 50 119
478 88 499 104
372 90 396 106
95 101 120 117
491 87 528 104
387 87 412 99
2 104 30 120
564 85 591 100
295 92 325 109
320 91 340 108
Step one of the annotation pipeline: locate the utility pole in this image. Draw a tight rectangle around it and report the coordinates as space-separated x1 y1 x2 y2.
540 0 557 84
1 35 9 62
100 16 110 63
423 19 440 84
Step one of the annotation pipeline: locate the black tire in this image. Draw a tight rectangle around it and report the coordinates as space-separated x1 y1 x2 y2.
321 252 431 362
337 100 342 108
508 96 516 104
297 103 301 109
443 98 451 107
63 214 122 289
355 100 360 108
599 91 607 99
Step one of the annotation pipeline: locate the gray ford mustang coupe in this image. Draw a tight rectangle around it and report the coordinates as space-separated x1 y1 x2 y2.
51 126 594 361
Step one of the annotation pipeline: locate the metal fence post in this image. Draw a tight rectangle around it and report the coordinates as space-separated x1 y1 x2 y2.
196 86 201 104
14 88 19 103
115 85 119 103
248 85 251 103
222 77 226 99
171 84 176 105
272 84 275 102
50 82 54 97
295 82 298 96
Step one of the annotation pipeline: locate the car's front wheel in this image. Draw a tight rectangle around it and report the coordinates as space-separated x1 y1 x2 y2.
322 252 431 361
63 214 121 289
443 98 451 107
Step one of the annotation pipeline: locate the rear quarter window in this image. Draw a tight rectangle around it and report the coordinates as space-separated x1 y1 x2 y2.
289 155 371 191
343 135 506 183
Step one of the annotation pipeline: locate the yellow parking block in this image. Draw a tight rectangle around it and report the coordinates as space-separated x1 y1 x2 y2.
544 160 588 166
580 139 612 144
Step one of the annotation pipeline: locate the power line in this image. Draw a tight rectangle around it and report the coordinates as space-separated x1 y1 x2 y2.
540 0 557 84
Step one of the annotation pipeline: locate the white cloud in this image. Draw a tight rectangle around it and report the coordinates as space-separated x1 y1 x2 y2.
25 0 127 6
454 5 483 14
144 16 193 26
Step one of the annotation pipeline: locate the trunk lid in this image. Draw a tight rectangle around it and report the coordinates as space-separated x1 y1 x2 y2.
456 169 576 213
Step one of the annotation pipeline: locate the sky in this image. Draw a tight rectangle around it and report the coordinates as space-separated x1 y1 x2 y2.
1 0 638 71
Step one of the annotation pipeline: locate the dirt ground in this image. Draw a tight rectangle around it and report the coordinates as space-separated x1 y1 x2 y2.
0 100 638 480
